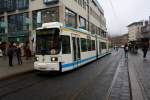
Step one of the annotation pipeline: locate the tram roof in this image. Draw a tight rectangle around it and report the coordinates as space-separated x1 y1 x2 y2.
37 22 63 29
37 22 94 35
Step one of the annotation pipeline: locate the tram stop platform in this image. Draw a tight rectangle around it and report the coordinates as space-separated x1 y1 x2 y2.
108 50 150 100
127 50 150 100
0 56 34 80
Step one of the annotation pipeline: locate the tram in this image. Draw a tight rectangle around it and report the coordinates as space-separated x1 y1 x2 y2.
34 22 110 72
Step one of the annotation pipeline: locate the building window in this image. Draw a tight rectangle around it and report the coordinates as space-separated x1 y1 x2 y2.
44 0 59 4
81 38 87 52
79 16 86 30
6 0 16 12
91 23 96 34
101 42 106 49
83 0 87 9
61 35 71 54
32 7 59 29
8 13 29 32
8 13 29 43
65 8 77 28
0 0 29 12
98 28 101 36
0 17 5 34
16 0 29 10
0 0 5 13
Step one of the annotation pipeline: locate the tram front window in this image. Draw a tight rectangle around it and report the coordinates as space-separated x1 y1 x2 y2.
36 28 60 55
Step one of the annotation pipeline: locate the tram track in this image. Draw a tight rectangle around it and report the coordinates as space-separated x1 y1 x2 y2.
0 50 123 100
0 73 48 98
68 50 122 100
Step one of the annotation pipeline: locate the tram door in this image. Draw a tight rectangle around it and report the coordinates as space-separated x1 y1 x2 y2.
72 35 81 67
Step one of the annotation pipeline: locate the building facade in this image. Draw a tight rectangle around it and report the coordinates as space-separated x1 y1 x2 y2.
0 0 107 51
111 34 128 47
127 21 144 42
141 20 150 40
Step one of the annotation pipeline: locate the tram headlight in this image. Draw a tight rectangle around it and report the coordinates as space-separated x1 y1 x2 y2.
51 57 58 62
35 57 39 61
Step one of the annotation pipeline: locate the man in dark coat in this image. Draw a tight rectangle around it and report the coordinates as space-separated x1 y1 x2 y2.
124 43 128 58
16 44 22 65
7 44 14 66
142 41 149 60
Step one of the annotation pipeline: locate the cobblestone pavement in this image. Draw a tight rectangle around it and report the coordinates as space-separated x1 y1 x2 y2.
108 55 131 100
129 50 150 100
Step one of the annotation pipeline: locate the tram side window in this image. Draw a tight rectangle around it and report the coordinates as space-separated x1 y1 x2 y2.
87 39 92 51
61 35 71 54
81 38 87 52
92 40 95 50
99 42 101 53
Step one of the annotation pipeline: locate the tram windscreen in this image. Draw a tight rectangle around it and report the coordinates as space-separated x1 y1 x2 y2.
36 28 60 55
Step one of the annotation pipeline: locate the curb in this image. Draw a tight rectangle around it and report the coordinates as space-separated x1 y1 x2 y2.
0 52 111 81
128 59 145 100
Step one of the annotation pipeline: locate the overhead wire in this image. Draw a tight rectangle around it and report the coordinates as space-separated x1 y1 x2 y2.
106 0 122 35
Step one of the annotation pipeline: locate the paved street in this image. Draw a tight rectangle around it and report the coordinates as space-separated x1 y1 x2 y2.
0 50 124 100
1 49 150 100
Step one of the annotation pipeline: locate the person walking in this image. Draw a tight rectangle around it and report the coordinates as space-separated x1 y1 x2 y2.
7 43 14 66
16 44 22 65
142 41 149 61
124 43 128 58
25 46 31 60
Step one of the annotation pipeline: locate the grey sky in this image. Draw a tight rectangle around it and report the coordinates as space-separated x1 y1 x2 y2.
98 0 150 36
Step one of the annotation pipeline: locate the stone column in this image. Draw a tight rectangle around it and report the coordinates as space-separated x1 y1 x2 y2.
4 12 8 44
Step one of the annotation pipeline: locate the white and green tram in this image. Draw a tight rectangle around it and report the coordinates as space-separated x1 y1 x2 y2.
34 22 110 72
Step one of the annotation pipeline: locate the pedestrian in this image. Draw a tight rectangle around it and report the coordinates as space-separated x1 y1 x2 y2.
124 43 128 58
142 41 149 61
7 43 14 66
16 44 22 65
135 44 138 54
26 46 31 60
